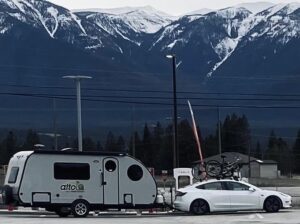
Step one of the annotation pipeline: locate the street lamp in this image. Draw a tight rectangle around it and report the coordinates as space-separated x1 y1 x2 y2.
166 54 178 168
62 75 92 152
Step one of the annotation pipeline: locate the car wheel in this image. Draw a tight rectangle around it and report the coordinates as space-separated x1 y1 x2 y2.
71 200 90 217
264 196 281 213
55 207 71 217
190 199 209 215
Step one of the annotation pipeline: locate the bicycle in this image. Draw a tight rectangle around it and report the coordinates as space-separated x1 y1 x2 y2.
205 155 242 179
192 163 207 181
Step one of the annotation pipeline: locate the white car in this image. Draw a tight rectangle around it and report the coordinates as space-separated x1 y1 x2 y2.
174 179 292 215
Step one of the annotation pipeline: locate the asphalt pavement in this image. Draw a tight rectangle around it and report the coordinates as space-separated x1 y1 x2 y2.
0 209 300 224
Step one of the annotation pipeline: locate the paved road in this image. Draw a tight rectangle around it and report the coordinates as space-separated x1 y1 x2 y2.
0 209 299 224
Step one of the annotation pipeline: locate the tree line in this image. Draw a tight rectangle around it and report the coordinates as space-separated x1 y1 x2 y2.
0 114 300 175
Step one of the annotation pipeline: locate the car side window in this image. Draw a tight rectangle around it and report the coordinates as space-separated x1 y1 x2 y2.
225 182 250 191
196 182 223 190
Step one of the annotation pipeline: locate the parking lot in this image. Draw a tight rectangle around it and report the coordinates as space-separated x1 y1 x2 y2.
0 209 300 224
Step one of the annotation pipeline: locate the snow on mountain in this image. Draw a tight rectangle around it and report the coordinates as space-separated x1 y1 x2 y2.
73 6 175 18
76 6 174 36
1 0 89 38
248 3 300 44
0 0 299 78
235 2 275 14
184 8 214 16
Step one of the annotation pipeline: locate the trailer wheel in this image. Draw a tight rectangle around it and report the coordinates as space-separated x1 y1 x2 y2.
71 200 90 217
55 207 71 217
2 185 13 205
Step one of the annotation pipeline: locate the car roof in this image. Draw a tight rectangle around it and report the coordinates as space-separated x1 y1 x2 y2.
191 179 250 187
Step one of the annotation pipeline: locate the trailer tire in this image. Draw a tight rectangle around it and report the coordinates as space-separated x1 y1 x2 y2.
55 207 71 217
71 200 90 217
2 185 13 205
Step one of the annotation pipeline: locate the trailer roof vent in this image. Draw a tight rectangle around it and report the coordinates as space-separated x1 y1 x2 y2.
127 165 143 181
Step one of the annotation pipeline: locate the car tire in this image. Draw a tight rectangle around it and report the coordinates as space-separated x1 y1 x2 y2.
264 196 281 213
55 207 71 217
71 200 90 217
2 185 13 205
190 199 210 215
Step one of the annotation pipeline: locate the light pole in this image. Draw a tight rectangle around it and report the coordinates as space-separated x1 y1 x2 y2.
62 75 92 152
166 54 178 168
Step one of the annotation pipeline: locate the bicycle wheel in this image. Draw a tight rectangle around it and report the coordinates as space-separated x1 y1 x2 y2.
205 160 221 178
192 164 206 180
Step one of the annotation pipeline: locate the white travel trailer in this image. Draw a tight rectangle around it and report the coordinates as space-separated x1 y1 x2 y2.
1 150 160 217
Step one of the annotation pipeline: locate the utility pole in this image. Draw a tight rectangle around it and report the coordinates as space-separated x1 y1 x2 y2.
218 107 222 155
166 54 178 168
62 75 92 152
53 98 58 150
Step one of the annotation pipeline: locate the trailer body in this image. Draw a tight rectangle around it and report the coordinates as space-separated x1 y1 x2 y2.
2 150 157 215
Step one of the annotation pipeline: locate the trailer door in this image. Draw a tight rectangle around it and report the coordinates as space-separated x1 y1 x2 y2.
102 158 119 205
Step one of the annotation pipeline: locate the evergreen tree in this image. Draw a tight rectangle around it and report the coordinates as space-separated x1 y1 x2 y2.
96 141 103 151
83 137 96 151
105 131 117 152
161 124 173 170
116 136 126 152
142 123 153 167
23 129 40 150
178 119 199 167
265 130 278 161
2 131 17 163
152 122 164 169
130 131 142 159
293 130 300 173
0 144 5 165
265 130 291 175
277 138 290 175
254 141 262 159
221 114 250 153
203 134 218 158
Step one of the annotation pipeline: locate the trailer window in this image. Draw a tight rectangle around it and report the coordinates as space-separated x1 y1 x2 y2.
8 167 19 183
127 165 143 181
105 160 116 172
54 163 90 180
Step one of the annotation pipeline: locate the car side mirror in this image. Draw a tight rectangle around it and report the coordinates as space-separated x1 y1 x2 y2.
249 187 256 192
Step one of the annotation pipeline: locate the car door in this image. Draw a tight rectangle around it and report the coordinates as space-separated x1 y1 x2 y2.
197 181 231 211
223 181 260 210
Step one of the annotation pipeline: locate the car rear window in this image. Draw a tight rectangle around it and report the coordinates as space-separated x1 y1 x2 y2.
8 167 19 184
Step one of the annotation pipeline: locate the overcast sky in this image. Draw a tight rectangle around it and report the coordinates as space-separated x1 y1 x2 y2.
48 0 300 15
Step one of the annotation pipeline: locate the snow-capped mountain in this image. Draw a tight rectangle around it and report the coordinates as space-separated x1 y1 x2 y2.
145 7 254 76
0 0 300 79
74 6 175 47
184 8 214 16
235 2 275 14
211 2 300 84
0 0 299 131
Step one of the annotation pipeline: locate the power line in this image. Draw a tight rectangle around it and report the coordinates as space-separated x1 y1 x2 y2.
2 84 300 97
0 92 300 109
